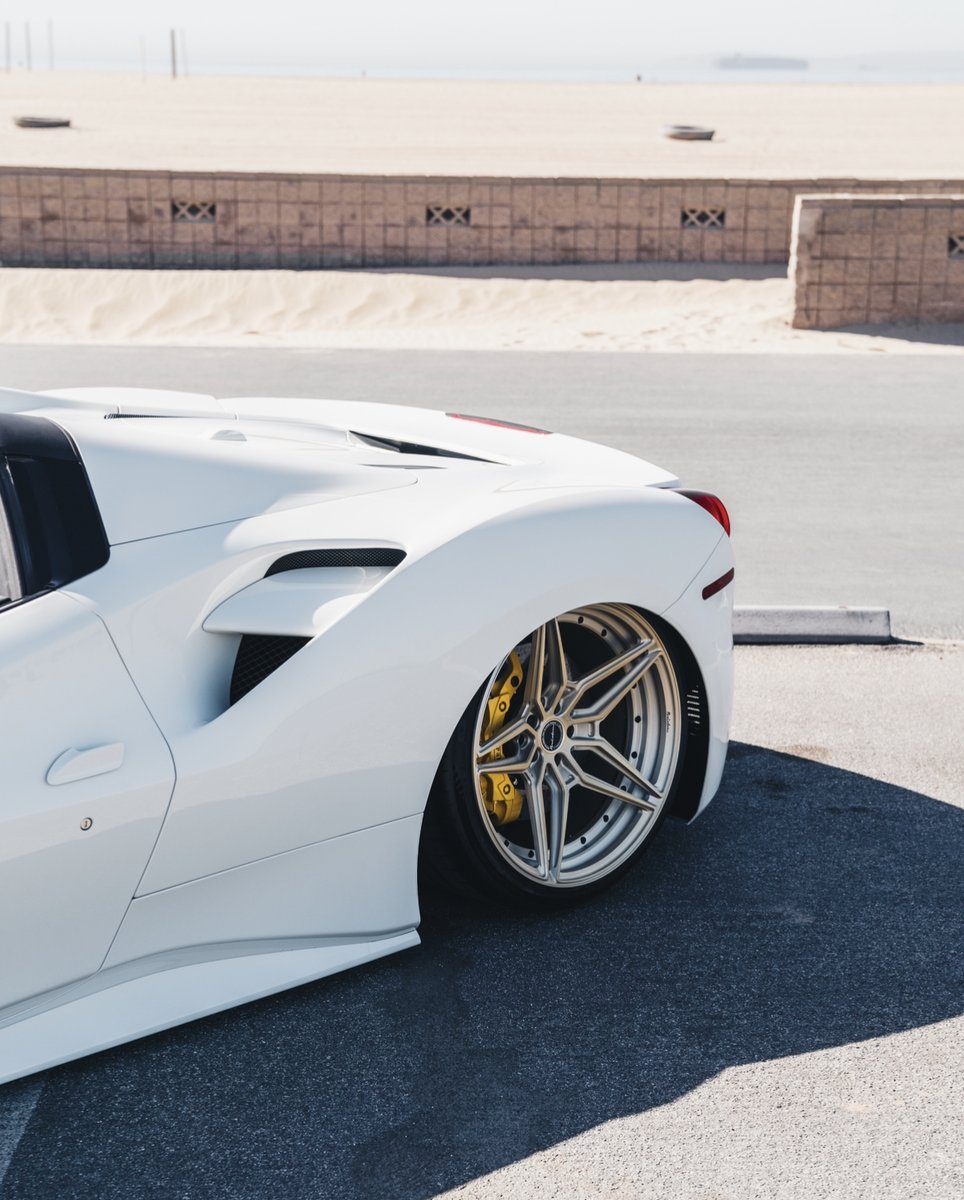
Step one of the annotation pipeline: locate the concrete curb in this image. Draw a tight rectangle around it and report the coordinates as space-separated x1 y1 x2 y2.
733 606 892 645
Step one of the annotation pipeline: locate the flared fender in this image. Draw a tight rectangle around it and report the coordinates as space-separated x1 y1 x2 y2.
133 487 730 895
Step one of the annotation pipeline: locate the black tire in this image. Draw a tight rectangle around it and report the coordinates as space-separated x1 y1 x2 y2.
420 604 686 902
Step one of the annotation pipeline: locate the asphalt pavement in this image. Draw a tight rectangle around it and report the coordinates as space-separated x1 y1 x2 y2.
1 346 962 639
0 642 961 1199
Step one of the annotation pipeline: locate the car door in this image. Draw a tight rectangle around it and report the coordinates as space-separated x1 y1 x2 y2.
0 424 175 1012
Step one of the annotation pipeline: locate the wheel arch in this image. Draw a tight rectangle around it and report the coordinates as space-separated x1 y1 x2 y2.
635 607 710 822
417 597 709 905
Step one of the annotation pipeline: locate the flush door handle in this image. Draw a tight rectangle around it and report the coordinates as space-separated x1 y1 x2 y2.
46 743 125 786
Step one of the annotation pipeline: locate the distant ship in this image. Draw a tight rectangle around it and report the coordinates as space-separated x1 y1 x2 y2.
717 54 809 70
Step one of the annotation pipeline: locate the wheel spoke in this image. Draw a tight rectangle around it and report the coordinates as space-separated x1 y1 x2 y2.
575 736 662 802
543 617 569 712
572 647 662 723
544 760 570 881
520 754 550 879
476 742 536 775
566 637 654 709
522 618 570 716
521 623 546 711
566 750 658 813
478 717 531 760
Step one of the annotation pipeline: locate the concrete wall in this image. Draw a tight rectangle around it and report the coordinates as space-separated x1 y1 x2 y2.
791 194 964 328
2 167 964 270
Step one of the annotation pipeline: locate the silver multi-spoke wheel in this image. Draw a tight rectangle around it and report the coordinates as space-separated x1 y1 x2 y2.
471 604 682 890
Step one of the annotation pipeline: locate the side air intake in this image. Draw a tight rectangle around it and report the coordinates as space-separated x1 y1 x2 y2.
224 549 404 704
229 634 311 705
265 547 405 575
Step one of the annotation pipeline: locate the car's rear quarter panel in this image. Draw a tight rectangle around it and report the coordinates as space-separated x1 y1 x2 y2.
74 486 729 950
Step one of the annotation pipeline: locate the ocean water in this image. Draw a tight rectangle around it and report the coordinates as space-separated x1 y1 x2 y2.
26 56 964 85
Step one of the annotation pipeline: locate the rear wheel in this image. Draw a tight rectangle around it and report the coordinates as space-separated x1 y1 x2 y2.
421 603 686 907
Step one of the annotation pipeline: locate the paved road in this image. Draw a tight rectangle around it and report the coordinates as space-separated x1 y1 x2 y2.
1 347 961 639
1 642 961 1199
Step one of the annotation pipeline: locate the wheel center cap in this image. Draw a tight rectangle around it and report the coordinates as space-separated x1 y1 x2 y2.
541 720 564 752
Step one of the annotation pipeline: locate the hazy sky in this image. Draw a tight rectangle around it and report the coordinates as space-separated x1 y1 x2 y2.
4 0 962 71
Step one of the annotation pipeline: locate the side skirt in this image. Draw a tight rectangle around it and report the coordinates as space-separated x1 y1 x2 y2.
0 931 419 1085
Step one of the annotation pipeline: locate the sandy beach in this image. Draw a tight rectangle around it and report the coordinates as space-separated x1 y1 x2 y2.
2 75 960 351
1 74 963 178
0 267 960 354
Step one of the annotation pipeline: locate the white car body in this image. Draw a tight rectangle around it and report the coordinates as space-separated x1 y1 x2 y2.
0 386 734 1083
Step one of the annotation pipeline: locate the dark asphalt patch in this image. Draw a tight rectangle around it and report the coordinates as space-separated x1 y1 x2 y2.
2 744 962 1200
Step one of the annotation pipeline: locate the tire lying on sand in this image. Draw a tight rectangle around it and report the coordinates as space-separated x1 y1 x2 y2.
14 116 71 129
661 124 715 141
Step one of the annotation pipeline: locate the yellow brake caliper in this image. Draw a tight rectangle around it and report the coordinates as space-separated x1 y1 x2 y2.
479 650 525 825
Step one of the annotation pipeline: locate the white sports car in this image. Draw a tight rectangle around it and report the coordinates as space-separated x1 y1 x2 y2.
0 386 734 1083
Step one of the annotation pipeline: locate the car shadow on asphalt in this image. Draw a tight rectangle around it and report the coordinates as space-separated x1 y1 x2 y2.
3 743 962 1200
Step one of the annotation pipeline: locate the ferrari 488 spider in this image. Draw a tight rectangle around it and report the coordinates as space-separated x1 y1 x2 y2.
0 386 733 1082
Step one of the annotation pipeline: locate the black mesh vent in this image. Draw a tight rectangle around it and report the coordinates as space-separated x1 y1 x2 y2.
265 548 405 575
230 634 310 705
104 413 180 420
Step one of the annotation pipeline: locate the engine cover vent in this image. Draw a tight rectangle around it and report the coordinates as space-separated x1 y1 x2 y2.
265 547 405 575
350 430 489 462
230 634 310 705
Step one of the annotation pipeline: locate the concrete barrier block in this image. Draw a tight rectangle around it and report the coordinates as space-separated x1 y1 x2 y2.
733 606 892 644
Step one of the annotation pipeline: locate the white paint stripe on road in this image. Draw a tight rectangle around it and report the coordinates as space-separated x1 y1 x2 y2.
733 606 892 644
0 1076 45 1186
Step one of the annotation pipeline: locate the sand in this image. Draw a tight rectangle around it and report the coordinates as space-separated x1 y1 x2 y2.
1 73 963 179
0 267 960 354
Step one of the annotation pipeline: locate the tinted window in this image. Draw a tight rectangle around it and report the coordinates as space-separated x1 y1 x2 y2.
8 457 102 589
0 488 22 606
0 455 109 597
0 414 110 600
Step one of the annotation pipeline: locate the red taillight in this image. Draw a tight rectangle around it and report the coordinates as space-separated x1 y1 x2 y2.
446 413 551 435
677 490 731 536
